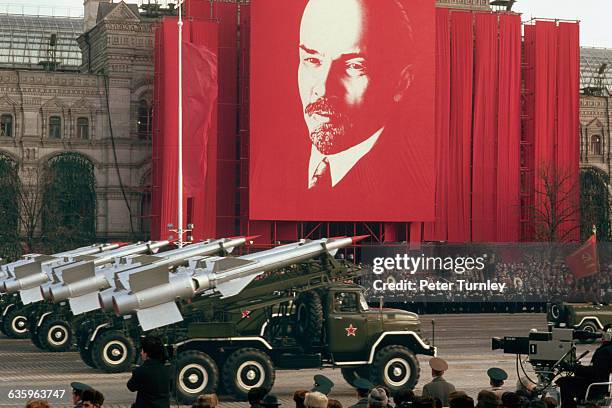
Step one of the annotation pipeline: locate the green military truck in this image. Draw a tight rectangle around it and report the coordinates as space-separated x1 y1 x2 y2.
169 256 436 403
548 302 612 335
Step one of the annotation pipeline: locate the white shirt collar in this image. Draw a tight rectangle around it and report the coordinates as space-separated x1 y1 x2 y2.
308 127 383 188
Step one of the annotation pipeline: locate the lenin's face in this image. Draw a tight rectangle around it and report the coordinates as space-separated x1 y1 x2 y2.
298 0 402 155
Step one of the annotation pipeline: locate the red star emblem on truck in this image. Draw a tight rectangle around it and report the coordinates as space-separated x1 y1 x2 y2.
345 324 357 336
241 310 251 319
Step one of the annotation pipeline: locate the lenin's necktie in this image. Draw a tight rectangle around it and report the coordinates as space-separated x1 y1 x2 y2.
309 157 331 189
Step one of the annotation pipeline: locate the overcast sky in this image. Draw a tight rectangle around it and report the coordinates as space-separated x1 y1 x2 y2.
0 0 610 47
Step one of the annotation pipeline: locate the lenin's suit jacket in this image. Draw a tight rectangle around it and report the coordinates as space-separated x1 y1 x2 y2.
422 376 456 406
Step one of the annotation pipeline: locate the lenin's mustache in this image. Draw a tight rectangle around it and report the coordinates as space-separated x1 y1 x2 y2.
305 98 350 155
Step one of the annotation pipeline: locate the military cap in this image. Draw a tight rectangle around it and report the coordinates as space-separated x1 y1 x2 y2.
487 367 508 381
70 382 92 395
354 377 374 391
262 394 281 406
312 374 334 395
429 357 448 372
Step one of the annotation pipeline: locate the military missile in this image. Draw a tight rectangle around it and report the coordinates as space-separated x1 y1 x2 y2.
2 242 166 305
50 237 249 315
0 243 120 303
112 236 366 331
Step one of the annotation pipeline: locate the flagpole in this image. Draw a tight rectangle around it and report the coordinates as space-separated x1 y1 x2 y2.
177 0 184 248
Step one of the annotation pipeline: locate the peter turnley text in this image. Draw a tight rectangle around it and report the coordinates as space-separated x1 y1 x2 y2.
372 279 507 293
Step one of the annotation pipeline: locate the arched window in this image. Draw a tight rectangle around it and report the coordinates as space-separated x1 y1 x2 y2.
77 117 89 139
0 114 13 137
137 100 152 140
49 116 62 139
41 153 96 251
591 135 602 155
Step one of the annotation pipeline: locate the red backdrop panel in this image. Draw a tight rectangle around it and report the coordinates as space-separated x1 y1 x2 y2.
447 12 473 242
496 14 521 242
152 18 218 241
471 13 499 242
556 22 580 242
249 0 436 222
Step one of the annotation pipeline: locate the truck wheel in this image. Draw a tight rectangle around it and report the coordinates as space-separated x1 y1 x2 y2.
79 346 96 368
549 303 566 323
29 320 44 350
91 330 135 373
175 350 219 404
2 309 29 339
222 348 275 401
341 366 371 387
295 291 323 349
579 321 599 343
38 319 73 352
370 345 419 392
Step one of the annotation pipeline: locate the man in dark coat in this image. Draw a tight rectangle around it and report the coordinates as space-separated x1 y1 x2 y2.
127 336 171 408
557 333 612 408
348 378 374 408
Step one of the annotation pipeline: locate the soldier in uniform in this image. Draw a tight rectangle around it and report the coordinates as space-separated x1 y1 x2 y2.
422 357 456 406
71 382 92 408
487 367 508 397
80 389 105 408
349 378 374 408
312 374 334 395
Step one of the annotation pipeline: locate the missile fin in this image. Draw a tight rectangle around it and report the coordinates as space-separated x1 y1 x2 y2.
136 302 183 331
131 255 161 265
13 261 44 279
129 265 169 293
216 273 263 298
20 286 44 305
62 262 96 284
69 292 101 315
211 257 255 273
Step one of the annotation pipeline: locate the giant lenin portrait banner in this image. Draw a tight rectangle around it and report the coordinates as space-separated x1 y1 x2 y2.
249 0 436 222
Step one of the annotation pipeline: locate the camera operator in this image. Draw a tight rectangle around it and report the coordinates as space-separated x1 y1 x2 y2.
556 329 612 408
127 336 171 408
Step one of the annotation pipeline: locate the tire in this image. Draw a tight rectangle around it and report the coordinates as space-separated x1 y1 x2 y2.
579 321 599 344
29 318 44 350
175 350 219 404
549 303 565 323
79 345 97 368
370 345 420 392
38 318 73 352
2 308 29 339
91 330 136 373
295 291 323 349
341 366 371 387
222 348 275 401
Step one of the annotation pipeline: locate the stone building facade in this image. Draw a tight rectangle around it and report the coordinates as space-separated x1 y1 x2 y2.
0 0 157 240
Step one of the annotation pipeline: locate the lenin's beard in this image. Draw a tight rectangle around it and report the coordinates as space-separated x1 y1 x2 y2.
305 98 352 155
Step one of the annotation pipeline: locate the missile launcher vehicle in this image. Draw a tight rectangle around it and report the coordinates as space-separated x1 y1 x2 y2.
75 237 436 403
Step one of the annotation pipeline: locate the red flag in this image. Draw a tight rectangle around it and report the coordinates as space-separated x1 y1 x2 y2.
565 235 599 279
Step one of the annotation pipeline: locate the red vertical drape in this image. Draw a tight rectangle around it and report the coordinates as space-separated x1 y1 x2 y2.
522 24 536 240
496 14 521 242
151 26 164 240
556 22 580 242
471 13 499 242
447 12 473 242
424 8 451 242
152 18 219 241
533 21 558 222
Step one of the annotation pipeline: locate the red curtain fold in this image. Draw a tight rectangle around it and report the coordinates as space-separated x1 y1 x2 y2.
533 21 558 224
522 24 536 240
471 13 499 242
556 22 580 242
424 8 451 242
151 26 164 240
447 12 473 242
152 18 219 241
496 14 521 242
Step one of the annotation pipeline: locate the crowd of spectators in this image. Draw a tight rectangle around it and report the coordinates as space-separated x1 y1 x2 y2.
364 246 612 313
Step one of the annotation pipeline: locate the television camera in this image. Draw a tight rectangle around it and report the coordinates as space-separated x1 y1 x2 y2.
492 327 604 396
